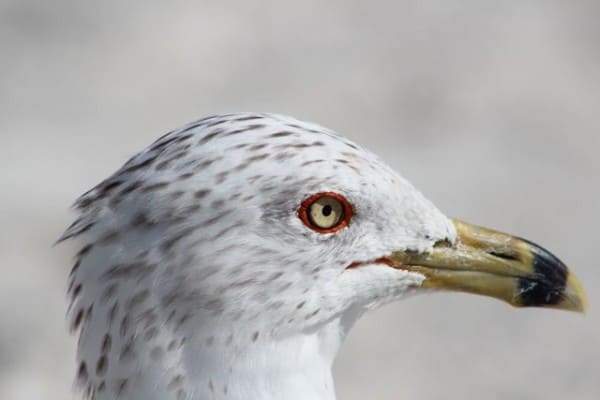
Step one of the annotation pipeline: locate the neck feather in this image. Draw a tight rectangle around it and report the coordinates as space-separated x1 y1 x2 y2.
180 327 340 400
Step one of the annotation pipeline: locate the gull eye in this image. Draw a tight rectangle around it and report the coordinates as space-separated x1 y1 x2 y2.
298 192 353 233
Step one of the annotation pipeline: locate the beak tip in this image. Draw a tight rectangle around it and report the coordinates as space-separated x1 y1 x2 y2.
564 272 588 314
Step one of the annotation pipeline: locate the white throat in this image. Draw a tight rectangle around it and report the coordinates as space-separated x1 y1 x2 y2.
187 329 337 400
129 315 355 400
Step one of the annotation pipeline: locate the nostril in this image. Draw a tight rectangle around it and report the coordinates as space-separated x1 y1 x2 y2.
489 251 519 262
433 239 453 248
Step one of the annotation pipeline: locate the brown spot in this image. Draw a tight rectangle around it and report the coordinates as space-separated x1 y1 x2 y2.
178 172 194 180
275 152 294 161
72 309 84 331
195 156 223 170
247 153 269 163
130 212 151 227
127 289 149 308
269 300 284 310
202 209 233 226
211 199 225 208
78 244 94 257
171 190 185 200
116 378 128 396
99 230 120 244
139 308 157 329
168 374 184 390
107 302 119 326
155 149 190 170
142 182 170 192
183 204 202 215
77 361 88 381
194 189 210 199
277 282 292 292
102 262 157 281
102 181 123 196
269 131 294 138
176 313 190 330
223 127 249 137
247 175 262 184
160 226 198 253
101 334 112 354
96 355 107 376
204 298 225 315
268 272 284 281
85 305 93 322
305 309 320 319
227 278 255 289
301 159 325 166
249 143 267 151
215 171 229 184
75 196 93 209
198 129 224 145
118 180 144 196
100 283 118 304
213 221 244 240
149 134 180 152
243 123 266 131
119 315 129 337
233 114 263 122
144 327 158 341
63 222 94 240
234 161 252 171
183 119 211 132
166 309 177 323
69 260 81 278
119 337 135 362
175 133 194 143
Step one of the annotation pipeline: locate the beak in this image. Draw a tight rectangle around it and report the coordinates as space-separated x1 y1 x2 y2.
390 219 587 312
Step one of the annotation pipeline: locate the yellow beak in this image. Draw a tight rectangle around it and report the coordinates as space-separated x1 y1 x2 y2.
390 219 587 312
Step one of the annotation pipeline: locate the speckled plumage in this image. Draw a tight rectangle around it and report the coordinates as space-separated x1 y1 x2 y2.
62 113 454 400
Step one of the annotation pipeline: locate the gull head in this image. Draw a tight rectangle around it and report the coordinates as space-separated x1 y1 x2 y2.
61 113 586 400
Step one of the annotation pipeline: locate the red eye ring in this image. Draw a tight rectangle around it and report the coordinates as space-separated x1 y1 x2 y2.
298 192 353 234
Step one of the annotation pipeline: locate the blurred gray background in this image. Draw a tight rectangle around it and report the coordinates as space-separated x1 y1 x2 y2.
1 1 598 399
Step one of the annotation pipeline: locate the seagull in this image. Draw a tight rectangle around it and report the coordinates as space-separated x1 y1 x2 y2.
60 112 587 400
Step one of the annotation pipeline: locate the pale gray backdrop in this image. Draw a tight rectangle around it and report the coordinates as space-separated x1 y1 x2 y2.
1 1 599 399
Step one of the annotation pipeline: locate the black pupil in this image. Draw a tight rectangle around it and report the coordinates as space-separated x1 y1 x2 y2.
322 204 333 217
